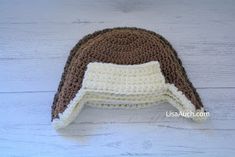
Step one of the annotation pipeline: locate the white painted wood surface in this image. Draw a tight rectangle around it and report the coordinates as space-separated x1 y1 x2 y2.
0 0 235 156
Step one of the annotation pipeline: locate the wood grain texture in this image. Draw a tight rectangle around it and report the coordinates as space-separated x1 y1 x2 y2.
0 0 235 156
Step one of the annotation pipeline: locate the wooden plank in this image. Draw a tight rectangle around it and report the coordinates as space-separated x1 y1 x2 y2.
0 88 234 156
1 0 235 156
1 0 235 60
1 0 235 91
1 55 235 92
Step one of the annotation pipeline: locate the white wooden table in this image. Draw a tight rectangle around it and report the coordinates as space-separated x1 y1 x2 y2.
1 0 235 156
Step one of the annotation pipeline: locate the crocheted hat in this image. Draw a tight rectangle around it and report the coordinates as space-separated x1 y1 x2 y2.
52 27 206 129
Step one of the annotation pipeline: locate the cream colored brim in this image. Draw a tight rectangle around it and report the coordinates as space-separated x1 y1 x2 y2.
52 61 205 129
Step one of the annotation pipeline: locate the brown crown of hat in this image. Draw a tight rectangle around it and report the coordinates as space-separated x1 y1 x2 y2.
51 27 204 120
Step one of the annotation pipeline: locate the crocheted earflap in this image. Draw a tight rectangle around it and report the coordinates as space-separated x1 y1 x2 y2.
52 27 206 129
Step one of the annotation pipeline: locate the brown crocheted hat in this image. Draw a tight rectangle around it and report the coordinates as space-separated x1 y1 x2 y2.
52 27 206 129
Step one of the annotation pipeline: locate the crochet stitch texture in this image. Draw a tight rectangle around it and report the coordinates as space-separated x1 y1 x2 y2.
51 27 205 129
